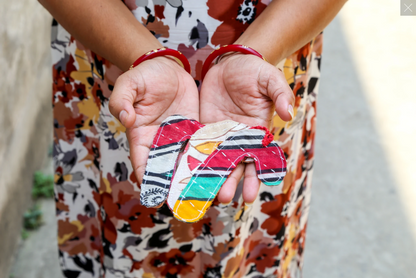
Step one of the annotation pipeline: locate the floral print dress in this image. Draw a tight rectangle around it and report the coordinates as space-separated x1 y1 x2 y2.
51 0 323 277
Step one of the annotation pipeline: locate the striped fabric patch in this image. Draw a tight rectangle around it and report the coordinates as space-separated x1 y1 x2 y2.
140 115 203 208
173 128 287 223
140 115 287 222
166 120 247 210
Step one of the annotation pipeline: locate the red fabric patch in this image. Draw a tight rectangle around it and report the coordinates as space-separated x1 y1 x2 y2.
187 155 202 171
251 126 274 147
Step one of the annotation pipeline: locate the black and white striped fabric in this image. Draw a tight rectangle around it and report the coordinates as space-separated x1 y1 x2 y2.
140 115 203 207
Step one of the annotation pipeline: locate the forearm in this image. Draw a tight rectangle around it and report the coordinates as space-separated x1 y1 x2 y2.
235 0 347 65
39 0 162 71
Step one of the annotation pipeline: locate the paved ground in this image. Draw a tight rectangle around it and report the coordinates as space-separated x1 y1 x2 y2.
9 1 416 277
10 199 62 278
303 1 416 277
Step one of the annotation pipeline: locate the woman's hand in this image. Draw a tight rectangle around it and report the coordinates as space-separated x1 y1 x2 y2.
200 54 294 204
109 57 199 183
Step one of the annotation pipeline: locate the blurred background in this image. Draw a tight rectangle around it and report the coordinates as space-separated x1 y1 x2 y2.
1 0 415 277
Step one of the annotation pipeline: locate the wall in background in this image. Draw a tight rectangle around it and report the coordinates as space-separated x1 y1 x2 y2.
0 1 52 277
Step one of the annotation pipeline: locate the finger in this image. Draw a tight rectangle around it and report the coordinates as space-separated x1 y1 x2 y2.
217 163 245 204
126 126 158 184
109 71 144 128
242 162 261 204
265 67 295 122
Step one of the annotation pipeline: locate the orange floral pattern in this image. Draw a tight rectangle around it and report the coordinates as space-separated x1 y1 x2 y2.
51 0 322 277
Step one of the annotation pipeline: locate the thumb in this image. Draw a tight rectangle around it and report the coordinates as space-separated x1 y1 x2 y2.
266 67 295 122
109 72 143 128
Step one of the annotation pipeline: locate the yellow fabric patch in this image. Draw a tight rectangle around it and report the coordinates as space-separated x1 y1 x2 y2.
194 141 222 155
173 199 213 223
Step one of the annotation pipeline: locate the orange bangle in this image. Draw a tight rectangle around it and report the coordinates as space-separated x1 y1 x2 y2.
129 47 191 74
201 44 267 81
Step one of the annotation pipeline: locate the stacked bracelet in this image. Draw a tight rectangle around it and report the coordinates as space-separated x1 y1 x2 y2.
129 47 191 74
201 44 267 81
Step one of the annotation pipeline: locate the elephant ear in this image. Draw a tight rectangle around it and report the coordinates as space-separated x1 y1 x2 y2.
166 120 244 211
172 128 287 223
140 115 203 208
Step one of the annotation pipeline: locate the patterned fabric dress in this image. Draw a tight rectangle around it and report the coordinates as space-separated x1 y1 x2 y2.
51 0 323 277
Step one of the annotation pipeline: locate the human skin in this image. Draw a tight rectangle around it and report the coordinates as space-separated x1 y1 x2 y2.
39 0 347 204
201 0 348 204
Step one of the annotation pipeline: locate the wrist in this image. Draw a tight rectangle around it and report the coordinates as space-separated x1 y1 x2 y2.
129 47 191 74
125 42 163 70
216 52 245 64
201 44 266 80
151 56 185 69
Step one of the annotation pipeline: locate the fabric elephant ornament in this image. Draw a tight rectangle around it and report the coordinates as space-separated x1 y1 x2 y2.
140 115 287 223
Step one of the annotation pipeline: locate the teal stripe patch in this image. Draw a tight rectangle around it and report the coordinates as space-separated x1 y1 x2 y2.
263 180 283 186
180 176 225 200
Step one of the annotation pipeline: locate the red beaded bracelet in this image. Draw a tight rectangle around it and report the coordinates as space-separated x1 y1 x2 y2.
129 47 191 74
201 44 267 81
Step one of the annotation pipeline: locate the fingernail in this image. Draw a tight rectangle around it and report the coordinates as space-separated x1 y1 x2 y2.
245 202 253 207
119 110 128 126
288 104 294 120
221 201 232 206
